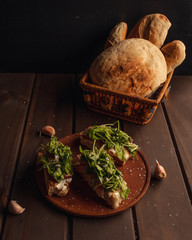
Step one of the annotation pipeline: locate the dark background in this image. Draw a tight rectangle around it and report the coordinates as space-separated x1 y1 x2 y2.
0 0 191 74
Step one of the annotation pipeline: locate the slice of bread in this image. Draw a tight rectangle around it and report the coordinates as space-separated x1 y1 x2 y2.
44 168 72 197
37 151 72 197
74 154 124 209
80 132 129 166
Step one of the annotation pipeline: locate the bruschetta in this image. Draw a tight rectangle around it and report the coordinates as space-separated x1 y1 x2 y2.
38 137 73 197
80 121 138 166
75 144 130 209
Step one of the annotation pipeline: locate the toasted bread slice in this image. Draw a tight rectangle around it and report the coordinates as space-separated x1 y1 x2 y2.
37 137 73 197
38 152 72 197
44 168 72 197
80 131 130 166
75 154 123 209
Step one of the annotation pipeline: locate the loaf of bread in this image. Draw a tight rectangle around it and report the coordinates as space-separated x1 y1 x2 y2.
90 38 167 98
127 13 171 48
104 22 128 49
161 40 186 73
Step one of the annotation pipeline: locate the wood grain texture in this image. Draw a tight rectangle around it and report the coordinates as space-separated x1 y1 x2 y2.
123 104 192 240
73 210 135 240
2 74 74 240
0 73 35 234
163 76 192 193
1 73 192 240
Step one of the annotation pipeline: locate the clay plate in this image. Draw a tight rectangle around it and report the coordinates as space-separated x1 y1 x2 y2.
36 133 151 218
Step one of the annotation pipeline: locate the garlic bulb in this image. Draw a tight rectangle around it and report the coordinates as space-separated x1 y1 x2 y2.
8 200 25 215
154 160 167 180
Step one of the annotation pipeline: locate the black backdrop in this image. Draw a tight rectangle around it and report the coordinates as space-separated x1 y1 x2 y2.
0 0 191 74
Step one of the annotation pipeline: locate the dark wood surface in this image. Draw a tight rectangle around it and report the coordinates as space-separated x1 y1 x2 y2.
0 73 191 240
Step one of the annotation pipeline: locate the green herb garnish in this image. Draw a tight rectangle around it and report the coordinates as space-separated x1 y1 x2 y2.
79 143 130 199
39 137 73 182
85 121 138 161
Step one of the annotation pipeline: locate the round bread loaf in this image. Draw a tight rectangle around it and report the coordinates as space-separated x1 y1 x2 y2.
90 38 167 98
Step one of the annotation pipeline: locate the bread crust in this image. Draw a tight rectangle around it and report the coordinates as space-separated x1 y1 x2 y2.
105 22 128 49
90 38 167 98
161 40 186 73
127 13 171 48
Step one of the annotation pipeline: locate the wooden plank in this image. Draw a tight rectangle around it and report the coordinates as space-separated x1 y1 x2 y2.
72 75 136 240
73 210 135 240
123 105 192 240
0 73 35 233
163 75 192 193
2 73 191 240
1 74 74 240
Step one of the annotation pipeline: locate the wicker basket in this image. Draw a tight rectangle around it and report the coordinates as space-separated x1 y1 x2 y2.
79 71 173 125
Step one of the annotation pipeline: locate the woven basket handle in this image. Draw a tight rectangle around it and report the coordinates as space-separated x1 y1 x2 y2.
161 85 171 103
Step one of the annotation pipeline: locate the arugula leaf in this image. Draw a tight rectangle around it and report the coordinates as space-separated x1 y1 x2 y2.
39 137 73 182
85 121 138 161
79 143 130 199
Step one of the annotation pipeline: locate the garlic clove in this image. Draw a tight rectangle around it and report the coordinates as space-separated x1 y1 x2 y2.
8 200 25 215
40 126 55 137
154 160 167 180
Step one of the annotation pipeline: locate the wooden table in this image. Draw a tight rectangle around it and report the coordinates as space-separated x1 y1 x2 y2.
0 73 192 240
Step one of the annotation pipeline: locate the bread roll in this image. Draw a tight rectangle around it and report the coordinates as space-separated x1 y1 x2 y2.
127 13 171 48
90 38 167 98
105 22 128 49
161 40 186 73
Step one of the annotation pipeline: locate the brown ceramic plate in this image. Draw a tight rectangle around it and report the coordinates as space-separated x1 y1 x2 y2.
36 133 151 218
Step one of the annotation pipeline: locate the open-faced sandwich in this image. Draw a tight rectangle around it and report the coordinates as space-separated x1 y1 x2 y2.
75 143 130 209
80 121 138 166
38 136 73 197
